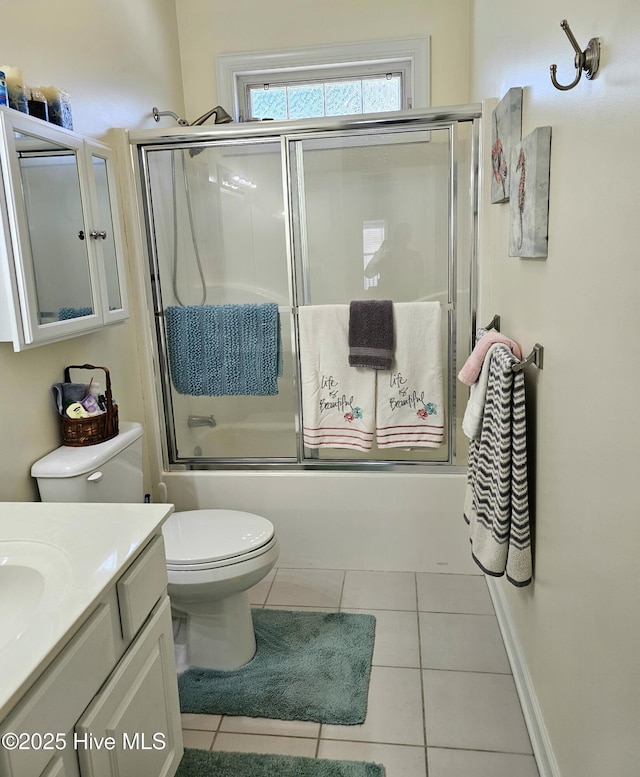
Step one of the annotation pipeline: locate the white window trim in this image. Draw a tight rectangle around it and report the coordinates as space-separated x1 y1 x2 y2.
216 37 430 122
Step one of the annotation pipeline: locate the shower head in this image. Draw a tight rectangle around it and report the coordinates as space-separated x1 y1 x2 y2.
152 105 234 128
190 106 234 126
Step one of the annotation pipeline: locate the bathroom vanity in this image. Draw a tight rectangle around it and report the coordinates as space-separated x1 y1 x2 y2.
0 503 183 777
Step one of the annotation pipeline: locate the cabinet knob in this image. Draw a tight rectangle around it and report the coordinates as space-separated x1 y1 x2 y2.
89 230 108 240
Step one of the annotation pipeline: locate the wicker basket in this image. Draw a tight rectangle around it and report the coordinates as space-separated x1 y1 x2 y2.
61 364 119 447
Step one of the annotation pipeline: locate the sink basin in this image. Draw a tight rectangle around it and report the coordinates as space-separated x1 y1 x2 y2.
0 541 72 652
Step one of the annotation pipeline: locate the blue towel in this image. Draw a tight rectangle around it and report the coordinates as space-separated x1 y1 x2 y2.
58 306 93 320
165 303 282 396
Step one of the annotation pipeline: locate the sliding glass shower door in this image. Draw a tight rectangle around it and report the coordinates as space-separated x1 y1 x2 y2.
137 110 478 467
288 127 454 463
143 139 299 461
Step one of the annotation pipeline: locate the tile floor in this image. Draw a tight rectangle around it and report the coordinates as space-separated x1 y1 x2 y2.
180 568 540 777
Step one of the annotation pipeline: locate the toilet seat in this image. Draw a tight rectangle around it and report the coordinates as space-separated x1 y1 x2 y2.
163 509 276 571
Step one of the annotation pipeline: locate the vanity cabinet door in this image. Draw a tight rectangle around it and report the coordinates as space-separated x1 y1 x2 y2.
75 596 183 777
0 604 116 777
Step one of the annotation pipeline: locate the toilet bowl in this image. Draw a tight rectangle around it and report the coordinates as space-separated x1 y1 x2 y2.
31 421 279 671
163 509 279 669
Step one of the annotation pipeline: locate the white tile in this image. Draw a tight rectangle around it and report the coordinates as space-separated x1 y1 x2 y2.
341 571 417 611
419 612 511 673
319 740 426 777
343 608 420 668
181 729 214 750
248 568 277 605
322 666 424 746
212 732 317 758
219 715 320 738
266 568 345 608
417 573 494 614
423 670 532 754
427 747 539 777
180 713 221 731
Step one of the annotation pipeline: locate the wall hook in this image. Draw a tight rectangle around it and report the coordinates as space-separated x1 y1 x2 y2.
550 19 600 91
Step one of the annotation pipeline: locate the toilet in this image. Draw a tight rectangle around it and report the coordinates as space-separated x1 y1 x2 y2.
31 421 279 671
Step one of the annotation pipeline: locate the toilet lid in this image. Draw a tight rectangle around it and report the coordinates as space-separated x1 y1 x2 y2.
162 509 275 566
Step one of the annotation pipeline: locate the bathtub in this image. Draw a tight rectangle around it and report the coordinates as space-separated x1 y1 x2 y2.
180 412 297 459
161 469 477 575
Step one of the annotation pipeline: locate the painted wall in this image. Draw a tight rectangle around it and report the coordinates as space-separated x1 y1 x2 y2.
471 3 640 776
0 0 184 501
174 0 473 118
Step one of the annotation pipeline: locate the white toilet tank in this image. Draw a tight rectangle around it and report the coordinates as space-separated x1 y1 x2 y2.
31 421 145 503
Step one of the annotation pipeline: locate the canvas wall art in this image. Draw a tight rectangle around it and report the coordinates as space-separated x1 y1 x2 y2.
491 87 523 203
509 126 552 258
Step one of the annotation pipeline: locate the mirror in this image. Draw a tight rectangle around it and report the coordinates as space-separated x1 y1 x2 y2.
13 128 95 323
91 154 122 312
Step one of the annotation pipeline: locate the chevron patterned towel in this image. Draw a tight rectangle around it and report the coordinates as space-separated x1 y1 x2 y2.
165 303 280 396
463 346 532 586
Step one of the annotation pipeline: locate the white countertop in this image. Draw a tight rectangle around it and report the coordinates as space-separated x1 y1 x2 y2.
0 502 174 720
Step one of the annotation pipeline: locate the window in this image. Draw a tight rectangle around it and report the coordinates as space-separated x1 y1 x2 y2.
216 38 430 122
248 73 402 121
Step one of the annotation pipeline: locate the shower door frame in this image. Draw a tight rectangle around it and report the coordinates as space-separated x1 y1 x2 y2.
131 105 481 472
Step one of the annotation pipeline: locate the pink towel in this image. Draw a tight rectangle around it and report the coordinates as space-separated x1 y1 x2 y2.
458 331 522 386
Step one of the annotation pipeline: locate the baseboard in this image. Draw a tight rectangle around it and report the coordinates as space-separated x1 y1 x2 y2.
486 577 561 777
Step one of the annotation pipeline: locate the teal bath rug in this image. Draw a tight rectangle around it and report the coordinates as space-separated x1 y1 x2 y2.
178 609 376 725
176 748 384 777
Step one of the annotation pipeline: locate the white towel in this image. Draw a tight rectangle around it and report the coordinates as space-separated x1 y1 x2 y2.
298 305 376 450
376 302 445 449
461 343 509 440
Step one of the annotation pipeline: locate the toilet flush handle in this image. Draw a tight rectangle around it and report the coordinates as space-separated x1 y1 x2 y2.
87 471 103 483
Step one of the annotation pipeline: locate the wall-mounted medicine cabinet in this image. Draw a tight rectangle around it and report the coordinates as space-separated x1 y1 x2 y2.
0 106 129 351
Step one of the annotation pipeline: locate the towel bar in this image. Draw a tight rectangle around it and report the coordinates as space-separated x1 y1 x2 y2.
482 315 544 372
512 343 544 372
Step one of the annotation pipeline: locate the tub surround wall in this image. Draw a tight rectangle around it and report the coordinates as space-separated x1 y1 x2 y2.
163 471 476 574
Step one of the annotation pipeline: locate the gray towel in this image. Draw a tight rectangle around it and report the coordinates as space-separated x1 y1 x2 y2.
51 382 86 415
348 300 394 370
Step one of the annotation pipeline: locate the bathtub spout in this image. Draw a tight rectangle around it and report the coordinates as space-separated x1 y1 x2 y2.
188 415 217 428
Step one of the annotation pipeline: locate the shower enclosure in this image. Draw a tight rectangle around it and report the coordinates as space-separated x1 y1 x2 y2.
131 106 480 469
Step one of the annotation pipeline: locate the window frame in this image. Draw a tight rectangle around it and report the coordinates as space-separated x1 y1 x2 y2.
216 37 430 122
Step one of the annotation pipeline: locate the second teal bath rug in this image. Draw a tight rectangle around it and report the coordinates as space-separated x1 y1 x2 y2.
178 609 376 725
176 748 384 777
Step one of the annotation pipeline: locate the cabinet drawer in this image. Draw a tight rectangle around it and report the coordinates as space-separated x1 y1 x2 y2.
0 604 115 777
117 535 168 642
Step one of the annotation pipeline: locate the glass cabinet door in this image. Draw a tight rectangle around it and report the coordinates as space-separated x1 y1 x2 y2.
0 109 129 349
88 146 128 323
0 112 101 344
